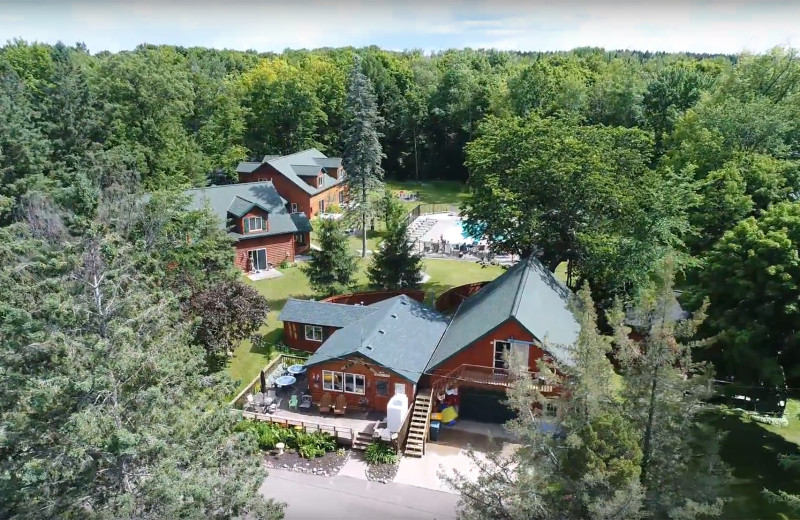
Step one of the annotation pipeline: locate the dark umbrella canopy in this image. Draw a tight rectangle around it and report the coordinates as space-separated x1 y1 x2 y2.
260 370 267 394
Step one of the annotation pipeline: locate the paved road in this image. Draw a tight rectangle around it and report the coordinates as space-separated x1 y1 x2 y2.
261 468 459 520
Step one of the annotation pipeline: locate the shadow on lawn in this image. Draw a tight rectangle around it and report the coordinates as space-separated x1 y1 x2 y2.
702 408 800 519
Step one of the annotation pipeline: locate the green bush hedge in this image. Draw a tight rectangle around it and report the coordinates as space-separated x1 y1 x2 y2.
235 420 337 459
364 440 397 465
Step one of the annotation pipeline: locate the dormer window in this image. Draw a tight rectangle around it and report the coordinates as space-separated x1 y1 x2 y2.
243 216 263 233
318 175 324 188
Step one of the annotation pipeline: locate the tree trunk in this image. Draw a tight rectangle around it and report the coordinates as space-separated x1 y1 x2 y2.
640 365 658 484
361 182 367 258
413 125 419 182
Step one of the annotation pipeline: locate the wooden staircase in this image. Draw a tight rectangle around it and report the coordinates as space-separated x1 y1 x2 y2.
352 430 374 451
405 389 432 458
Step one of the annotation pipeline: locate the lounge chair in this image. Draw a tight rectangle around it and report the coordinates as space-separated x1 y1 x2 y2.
319 393 333 413
334 394 347 415
299 395 312 409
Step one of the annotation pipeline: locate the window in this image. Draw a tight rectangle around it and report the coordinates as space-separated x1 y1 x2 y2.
494 340 511 369
295 233 306 245
257 178 268 182
244 216 263 233
304 325 323 342
318 199 325 213
322 370 343 392
376 380 389 396
545 403 558 417
345 374 365 395
338 190 345 204
291 202 298 213
318 175 324 188
394 383 406 396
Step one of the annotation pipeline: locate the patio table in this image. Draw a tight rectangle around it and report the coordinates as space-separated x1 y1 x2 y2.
287 364 306 376
275 375 297 388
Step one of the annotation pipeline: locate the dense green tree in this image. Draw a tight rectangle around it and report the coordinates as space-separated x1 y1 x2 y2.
342 55 385 258
0 204 282 519
462 114 686 301
367 191 423 289
239 57 326 157
694 202 800 386
301 217 358 296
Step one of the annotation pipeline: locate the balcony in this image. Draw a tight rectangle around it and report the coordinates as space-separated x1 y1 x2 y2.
434 364 556 394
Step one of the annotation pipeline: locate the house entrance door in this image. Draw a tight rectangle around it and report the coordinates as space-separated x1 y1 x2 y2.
248 248 268 272
372 378 391 412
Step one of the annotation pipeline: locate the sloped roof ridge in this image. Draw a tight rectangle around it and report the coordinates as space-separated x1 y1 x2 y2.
509 256 532 319
265 148 323 163
185 180 276 192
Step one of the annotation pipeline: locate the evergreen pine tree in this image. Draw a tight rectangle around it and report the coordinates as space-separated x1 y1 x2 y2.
367 190 423 289
608 256 728 519
301 217 357 296
342 54 384 258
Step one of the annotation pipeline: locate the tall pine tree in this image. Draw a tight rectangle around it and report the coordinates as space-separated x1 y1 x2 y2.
609 256 727 519
342 54 384 258
367 190 423 289
301 217 358 296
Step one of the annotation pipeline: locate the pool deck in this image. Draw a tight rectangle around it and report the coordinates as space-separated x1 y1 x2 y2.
416 213 478 245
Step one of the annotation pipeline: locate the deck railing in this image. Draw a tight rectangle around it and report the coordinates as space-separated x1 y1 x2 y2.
229 352 309 409
395 401 416 454
240 411 356 444
431 364 555 398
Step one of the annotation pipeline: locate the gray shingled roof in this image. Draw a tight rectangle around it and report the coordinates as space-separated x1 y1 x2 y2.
426 256 579 370
305 295 449 383
314 157 342 168
291 164 324 177
236 161 261 174
184 181 311 241
279 299 379 328
266 149 343 195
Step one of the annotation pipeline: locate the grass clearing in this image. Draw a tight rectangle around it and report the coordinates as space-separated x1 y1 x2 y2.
229 257 505 392
385 179 469 209
703 399 800 519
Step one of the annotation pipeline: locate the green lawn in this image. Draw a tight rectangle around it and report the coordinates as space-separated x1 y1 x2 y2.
703 399 800 519
385 179 469 211
229 258 506 392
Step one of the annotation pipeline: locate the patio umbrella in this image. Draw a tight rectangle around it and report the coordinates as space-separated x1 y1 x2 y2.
260 370 267 394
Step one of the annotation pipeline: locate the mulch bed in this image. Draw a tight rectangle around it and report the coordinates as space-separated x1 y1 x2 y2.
264 448 350 477
365 460 399 483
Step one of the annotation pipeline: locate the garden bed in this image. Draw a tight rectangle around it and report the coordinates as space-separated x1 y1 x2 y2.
265 448 350 477
365 460 399 483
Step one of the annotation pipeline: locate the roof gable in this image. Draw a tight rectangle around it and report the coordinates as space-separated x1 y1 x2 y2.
278 299 378 328
305 295 449 383
426 256 579 370
265 149 343 195
183 181 311 240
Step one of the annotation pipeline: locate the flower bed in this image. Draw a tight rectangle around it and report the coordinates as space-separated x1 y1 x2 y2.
235 420 338 459
266 448 350 477
364 440 399 484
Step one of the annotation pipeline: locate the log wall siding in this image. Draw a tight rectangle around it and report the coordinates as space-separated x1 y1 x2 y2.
234 234 296 271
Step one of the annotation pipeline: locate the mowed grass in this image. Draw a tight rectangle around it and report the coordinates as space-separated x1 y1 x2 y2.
228 258 506 392
385 179 469 211
703 399 800 519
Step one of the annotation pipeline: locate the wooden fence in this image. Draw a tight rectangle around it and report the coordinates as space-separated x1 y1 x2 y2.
229 353 309 409
240 411 356 445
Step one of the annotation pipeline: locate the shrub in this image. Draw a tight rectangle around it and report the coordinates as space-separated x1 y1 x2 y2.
364 441 397 465
234 420 338 458
278 259 290 269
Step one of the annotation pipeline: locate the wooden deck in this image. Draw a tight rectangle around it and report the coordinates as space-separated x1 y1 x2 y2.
434 364 555 394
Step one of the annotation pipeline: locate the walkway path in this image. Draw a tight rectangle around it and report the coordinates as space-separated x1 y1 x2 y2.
261 468 459 520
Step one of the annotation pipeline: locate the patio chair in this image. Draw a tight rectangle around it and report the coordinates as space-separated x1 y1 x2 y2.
244 394 255 412
267 397 280 414
319 393 333 413
334 394 347 415
299 395 312 409
289 394 299 410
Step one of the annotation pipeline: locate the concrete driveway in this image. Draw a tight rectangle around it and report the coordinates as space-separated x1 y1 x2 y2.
261 468 459 520
395 422 520 493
